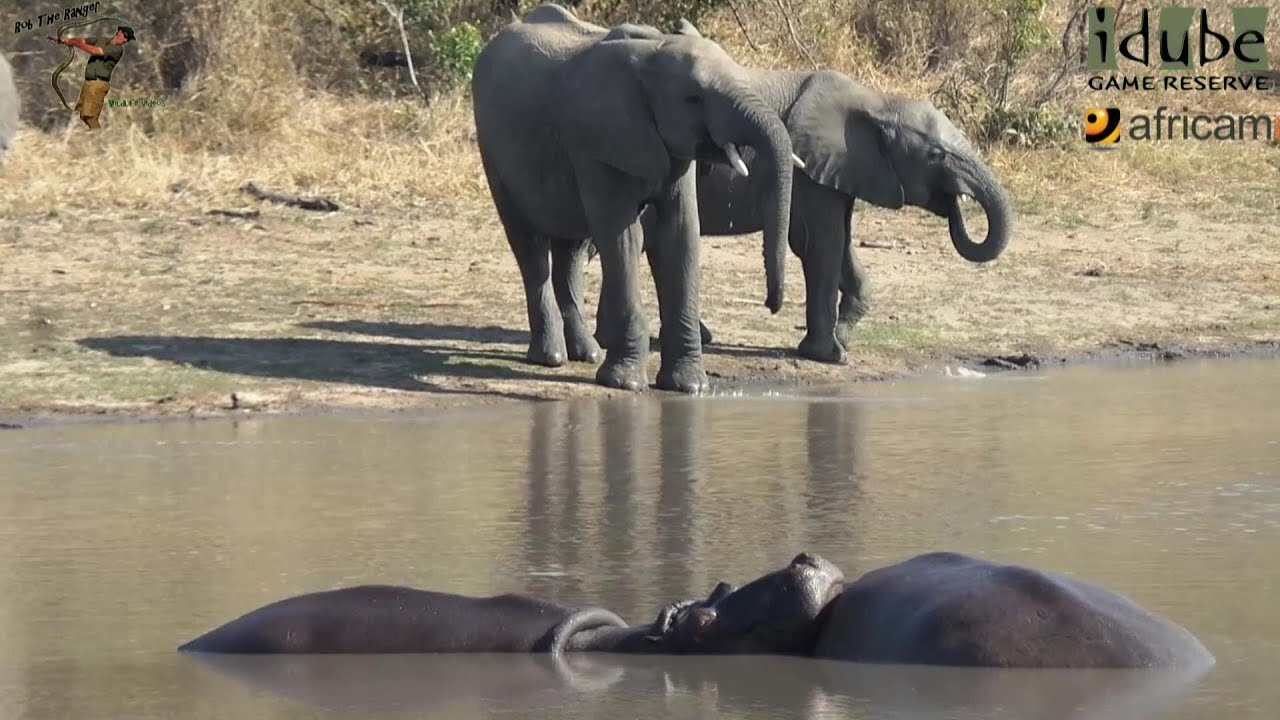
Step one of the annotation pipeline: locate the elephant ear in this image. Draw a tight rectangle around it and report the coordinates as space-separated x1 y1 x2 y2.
553 40 671 184
788 72 905 209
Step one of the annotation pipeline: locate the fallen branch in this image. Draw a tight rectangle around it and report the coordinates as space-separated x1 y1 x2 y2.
377 0 426 101
241 182 340 212
206 208 261 220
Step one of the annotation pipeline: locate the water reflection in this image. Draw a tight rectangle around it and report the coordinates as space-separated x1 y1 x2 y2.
181 651 1210 720
0 358 1275 719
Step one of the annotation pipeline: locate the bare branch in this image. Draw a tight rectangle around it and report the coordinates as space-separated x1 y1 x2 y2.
377 0 426 101
727 1 762 53
771 0 818 69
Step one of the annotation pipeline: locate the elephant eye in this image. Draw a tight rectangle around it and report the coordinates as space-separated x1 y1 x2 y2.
684 94 701 105
927 146 945 161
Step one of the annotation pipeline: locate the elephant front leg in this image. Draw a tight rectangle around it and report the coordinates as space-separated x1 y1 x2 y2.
794 213 847 365
578 169 650 391
551 239 602 363
835 242 871 350
648 170 709 394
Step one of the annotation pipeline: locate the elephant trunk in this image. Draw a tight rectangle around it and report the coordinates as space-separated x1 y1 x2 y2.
948 159 1011 263
715 90 794 314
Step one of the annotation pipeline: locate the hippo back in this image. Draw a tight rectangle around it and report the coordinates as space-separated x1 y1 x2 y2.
814 552 1214 668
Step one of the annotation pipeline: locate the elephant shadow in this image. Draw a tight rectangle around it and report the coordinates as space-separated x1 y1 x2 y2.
76 333 591 401
302 318 792 361
298 319 529 345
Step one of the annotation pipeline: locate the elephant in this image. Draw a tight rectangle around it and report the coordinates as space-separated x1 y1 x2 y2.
471 4 799 393
175 553 837 657
588 22 1011 364
0 52 18 163
660 551 1214 669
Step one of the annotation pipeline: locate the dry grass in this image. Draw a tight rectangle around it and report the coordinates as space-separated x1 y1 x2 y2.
0 0 1277 419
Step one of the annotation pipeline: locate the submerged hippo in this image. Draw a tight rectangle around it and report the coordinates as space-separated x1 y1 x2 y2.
178 552 840 656
663 551 1215 669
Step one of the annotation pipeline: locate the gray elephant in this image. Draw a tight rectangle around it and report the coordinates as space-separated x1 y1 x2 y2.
0 52 18 163
590 22 1011 364
471 4 799 393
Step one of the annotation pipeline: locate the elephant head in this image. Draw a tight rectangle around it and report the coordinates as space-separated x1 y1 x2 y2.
559 24 799 312
788 72 1011 263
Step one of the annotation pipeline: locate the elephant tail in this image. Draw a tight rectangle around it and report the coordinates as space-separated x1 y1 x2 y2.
535 607 629 655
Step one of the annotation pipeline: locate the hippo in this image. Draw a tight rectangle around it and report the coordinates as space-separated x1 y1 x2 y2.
177 552 838 656
662 551 1215 669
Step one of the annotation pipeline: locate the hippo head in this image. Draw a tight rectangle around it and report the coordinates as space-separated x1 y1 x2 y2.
658 552 845 655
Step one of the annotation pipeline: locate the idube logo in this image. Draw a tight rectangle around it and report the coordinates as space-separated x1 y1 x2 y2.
1085 4 1272 92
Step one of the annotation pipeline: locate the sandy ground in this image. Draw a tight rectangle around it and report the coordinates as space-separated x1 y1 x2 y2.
0 188 1276 424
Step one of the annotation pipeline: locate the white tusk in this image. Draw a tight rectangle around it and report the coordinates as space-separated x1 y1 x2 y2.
722 143 749 177
959 193 972 203
792 153 806 169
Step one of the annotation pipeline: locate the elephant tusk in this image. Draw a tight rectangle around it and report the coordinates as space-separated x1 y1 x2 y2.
722 143 749 177
791 153 805 169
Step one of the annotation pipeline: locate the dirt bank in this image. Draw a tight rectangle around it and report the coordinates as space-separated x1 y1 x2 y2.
1 184 1276 426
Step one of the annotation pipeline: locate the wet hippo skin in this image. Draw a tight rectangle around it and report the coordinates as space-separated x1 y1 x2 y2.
178 585 663 654
670 551 1214 669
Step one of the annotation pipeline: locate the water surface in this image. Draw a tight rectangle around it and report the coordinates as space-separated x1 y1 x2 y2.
1 357 1276 718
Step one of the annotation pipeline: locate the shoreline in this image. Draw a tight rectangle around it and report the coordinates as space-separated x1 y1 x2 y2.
3 338 1274 430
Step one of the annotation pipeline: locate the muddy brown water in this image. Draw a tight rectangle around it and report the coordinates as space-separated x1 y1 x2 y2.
0 357 1276 719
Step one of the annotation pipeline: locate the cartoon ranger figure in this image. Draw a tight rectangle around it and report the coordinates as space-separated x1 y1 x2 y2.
47 23 135 129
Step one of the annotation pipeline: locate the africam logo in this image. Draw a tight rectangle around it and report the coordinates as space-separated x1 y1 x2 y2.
1084 106 1279 146
1085 4 1272 92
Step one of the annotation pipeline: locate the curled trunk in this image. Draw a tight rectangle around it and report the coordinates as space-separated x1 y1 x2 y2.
948 160 1011 263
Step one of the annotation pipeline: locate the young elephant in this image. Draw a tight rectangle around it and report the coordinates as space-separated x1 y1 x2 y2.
589 22 1011 364
663 551 1214 669
471 4 800 393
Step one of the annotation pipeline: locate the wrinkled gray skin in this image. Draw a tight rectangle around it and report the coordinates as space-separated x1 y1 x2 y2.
178 585 697 655
471 4 796 393
0 53 18 164
590 22 1011 364
665 551 1214 669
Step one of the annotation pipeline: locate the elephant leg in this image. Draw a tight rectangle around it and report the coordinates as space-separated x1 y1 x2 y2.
489 179 567 367
577 168 649 391
552 239 601 363
795 199 847 365
835 205 871 350
647 168 709 394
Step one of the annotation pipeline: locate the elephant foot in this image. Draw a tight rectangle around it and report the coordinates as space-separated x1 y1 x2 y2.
595 357 647 391
699 320 714 346
835 302 870 349
798 334 848 365
834 317 862 350
656 360 709 394
526 342 567 368
566 332 602 364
